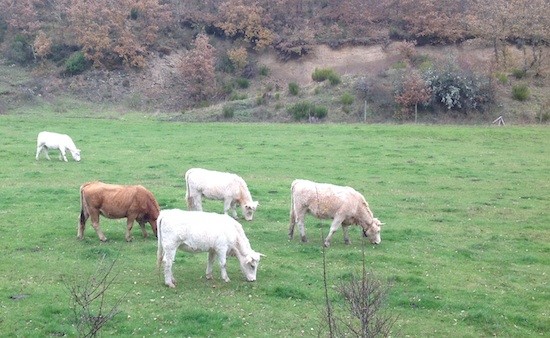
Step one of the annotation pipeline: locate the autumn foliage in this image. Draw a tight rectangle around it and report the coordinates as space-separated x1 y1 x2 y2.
0 0 548 69
178 34 217 102
394 71 432 121
66 0 172 68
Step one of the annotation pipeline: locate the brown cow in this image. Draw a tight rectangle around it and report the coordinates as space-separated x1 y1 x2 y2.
78 181 160 242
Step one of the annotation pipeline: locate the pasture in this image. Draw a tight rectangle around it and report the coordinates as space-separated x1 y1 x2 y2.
0 114 548 337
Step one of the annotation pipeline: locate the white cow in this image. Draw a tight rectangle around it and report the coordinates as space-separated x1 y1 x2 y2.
156 209 263 288
289 179 383 247
185 168 259 221
36 131 81 162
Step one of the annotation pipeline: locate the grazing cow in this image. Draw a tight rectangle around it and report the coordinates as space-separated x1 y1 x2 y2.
185 168 259 221
36 131 81 162
156 209 263 288
78 181 160 242
289 179 383 247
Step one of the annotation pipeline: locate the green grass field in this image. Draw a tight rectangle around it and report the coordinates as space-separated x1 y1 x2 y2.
0 114 548 337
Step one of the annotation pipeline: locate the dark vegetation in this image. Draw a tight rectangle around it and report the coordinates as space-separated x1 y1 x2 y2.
0 0 549 122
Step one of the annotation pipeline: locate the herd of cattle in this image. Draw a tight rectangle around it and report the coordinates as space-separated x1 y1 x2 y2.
37 131 384 288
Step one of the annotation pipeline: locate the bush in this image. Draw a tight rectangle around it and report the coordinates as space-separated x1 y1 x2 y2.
512 68 526 79
65 51 89 75
287 101 328 120
222 104 235 118
312 105 328 119
312 68 329 82
327 72 341 85
288 82 299 96
312 68 340 85
512 84 530 101
423 63 493 111
341 92 354 106
235 77 250 89
495 72 508 85
6 35 33 65
259 65 269 76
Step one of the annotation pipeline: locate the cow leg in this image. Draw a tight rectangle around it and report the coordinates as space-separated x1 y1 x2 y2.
35 145 44 160
324 216 345 247
294 209 308 242
217 251 230 282
162 247 177 288
37 146 51 160
206 250 216 280
125 218 135 242
90 213 107 242
342 226 351 245
59 147 68 162
189 194 203 211
138 221 148 238
224 199 237 219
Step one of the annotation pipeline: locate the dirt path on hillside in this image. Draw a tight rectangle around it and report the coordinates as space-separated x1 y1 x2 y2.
260 44 399 85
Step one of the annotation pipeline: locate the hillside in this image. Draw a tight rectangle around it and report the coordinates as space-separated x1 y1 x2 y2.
1 40 549 124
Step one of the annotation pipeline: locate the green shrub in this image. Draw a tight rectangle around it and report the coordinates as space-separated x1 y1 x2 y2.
65 51 89 75
288 82 299 96
255 95 266 106
341 92 354 106
229 93 247 101
259 65 270 76
222 104 235 119
312 68 332 82
512 84 530 101
7 35 33 64
392 61 407 70
235 77 250 89
312 105 328 119
495 72 508 85
327 72 341 85
312 68 340 85
423 63 493 111
512 68 526 79
287 101 328 120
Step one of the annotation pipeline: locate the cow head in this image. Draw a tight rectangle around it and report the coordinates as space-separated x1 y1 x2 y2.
242 201 259 221
71 149 81 162
239 251 263 281
362 218 383 244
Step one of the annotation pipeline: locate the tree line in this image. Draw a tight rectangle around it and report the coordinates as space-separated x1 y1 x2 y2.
1 0 548 69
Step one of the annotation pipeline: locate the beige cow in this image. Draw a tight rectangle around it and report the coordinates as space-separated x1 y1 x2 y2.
289 179 383 247
185 168 259 221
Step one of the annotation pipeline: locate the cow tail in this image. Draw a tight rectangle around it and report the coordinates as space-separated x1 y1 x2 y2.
289 181 296 237
156 213 164 269
79 184 87 226
184 170 193 209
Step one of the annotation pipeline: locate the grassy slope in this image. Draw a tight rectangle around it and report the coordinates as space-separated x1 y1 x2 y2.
0 114 548 336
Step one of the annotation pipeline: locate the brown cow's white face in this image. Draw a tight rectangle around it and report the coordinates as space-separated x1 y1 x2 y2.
363 218 383 244
243 201 259 221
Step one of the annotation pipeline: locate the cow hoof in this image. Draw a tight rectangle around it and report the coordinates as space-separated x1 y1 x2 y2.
166 283 176 288
301 237 308 243
323 242 331 247
223 278 231 283
206 274 213 280
344 240 351 245
100 238 107 242
125 237 133 242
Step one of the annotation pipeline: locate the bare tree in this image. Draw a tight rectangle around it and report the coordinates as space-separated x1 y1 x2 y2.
64 255 125 337
321 235 397 337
